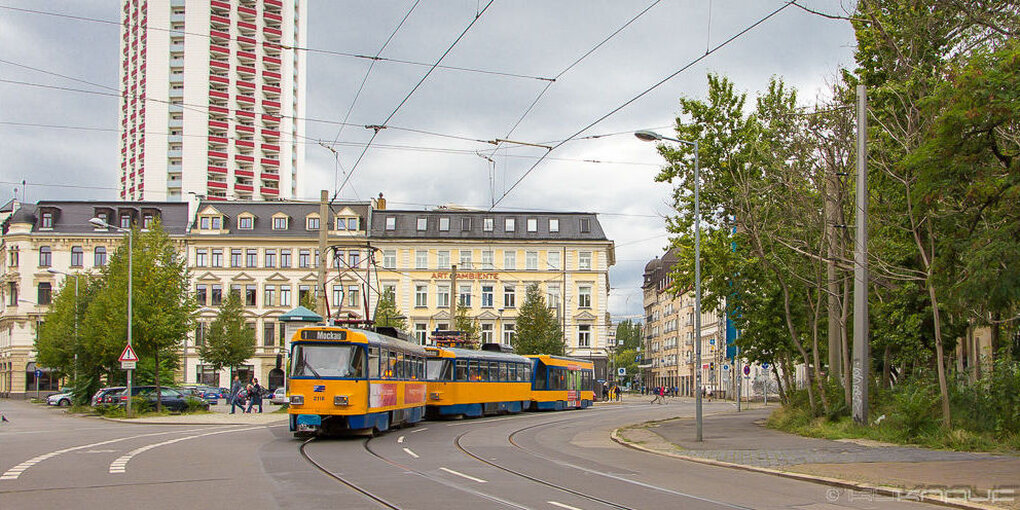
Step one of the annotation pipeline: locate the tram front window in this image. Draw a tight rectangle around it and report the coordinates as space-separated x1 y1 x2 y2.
291 344 365 378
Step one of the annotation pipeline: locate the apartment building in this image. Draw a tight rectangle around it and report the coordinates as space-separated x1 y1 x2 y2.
119 0 306 202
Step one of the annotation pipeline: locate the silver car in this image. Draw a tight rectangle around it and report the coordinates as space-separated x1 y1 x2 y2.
47 391 74 407
270 388 287 405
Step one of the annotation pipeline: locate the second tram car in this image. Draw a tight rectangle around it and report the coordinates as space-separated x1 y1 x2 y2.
288 326 428 435
527 355 595 410
424 346 533 418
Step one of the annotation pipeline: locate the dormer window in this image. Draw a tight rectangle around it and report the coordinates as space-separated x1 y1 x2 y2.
41 212 54 229
306 216 320 230
416 217 427 231
238 216 254 230
200 217 210 230
580 217 591 233
142 213 154 229
336 216 360 231
272 216 288 230
211 216 222 229
385 216 396 230
120 215 132 229
439 217 450 232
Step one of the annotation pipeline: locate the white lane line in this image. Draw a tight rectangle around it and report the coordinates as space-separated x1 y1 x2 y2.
397 436 405 444
548 502 581 510
439 467 487 483
401 447 419 459
410 427 427 433
109 426 261 474
1 427 226 481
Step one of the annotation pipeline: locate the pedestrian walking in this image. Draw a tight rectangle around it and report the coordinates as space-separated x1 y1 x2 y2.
246 378 264 413
229 375 245 414
650 386 665 404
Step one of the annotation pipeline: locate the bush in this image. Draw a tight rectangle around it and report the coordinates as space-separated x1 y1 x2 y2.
184 397 209 413
884 379 940 438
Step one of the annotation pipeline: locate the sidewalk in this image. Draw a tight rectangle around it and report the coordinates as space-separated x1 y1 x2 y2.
613 406 1019 510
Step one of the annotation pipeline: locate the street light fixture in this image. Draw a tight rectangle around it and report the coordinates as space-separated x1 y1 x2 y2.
90 217 133 416
46 268 79 391
635 129 703 442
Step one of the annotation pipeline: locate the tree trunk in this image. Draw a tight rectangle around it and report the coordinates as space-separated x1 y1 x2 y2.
825 158 843 383
882 344 892 389
842 278 852 406
810 293 831 415
927 281 951 427
155 350 162 413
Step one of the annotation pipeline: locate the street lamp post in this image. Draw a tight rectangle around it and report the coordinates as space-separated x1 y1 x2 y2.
46 268 79 390
635 129 703 442
90 217 133 416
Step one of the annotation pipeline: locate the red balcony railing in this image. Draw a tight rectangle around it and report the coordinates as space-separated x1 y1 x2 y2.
235 140 254 148
209 136 229 144
261 172 280 181
263 99 281 109
237 80 255 89
208 181 228 189
208 150 228 159
262 143 280 152
236 124 255 133
265 27 282 37
235 169 254 177
236 154 254 162
237 110 256 118
261 158 280 166
261 187 279 195
209 90 229 100
210 75 229 85
210 61 230 70
235 183 254 192
209 105 229 114
208 165 228 174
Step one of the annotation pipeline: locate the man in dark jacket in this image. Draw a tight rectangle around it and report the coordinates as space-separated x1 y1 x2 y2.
229 375 244 414
246 378 264 413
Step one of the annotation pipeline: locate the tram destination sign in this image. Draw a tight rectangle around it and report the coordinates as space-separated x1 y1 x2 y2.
301 330 348 341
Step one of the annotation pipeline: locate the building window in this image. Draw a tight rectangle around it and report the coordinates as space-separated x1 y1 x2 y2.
385 216 396 230
273 216 288 230
415 250 427 269
458 284 471 307
527 218 537 232
280 249 291 268
415 323 428 344
459 250 472 270
231 249 242 267
245 284 257 306
38 282 52 305
210 216 222 229
211 284 223 306
579 251 592 270
298 285 310 305
246 249 257 268
211 249 223 267
504 250 516 270
580 217 591 233
503 285 515 308
306 216 319 230
504 217 515 232
7 282 17 306
347 285 359 307
332 285 343 308
481 323 493 344
383 250 396 269
578 324 591 347
348 250 360 267
195 248 207 268
437 285 449 308
525 251 538 270
483 218 494 232
94 246 107 266
238 216 253 230
196 284 208 306
264 249 276 268
120 215 132 229
200 217 210 230
9 246 18 267
502 323 515 345
142 214 154 229
548 250 561 270
578 285 592 308
41 212 54 229
333 251 345 268
547 283 560 309
415 284 427 307
439 217 449 231
230 284 242 301
264 285 275 307
481 250 493 269
461 217 471 231
263 321 275 347
549 218 559 233
195 323 208 348
437 250 450 269
347 217 358 230
70 246 84 267
481 285 493 308
298 249 310 268
416 217 427 231
39 246 52 267
280 285 291 306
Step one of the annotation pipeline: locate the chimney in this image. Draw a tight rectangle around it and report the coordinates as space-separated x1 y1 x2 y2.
373 192 386 211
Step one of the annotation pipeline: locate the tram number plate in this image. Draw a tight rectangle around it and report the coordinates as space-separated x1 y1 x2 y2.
312 396 326 402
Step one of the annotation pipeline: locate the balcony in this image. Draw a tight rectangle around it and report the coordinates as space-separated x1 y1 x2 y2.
207 181 228 189
208 165 228 174
238 50 256 62
237 81 256 92
235 183 254 192
262 143 280 152
209 136 229 145
210 44 230 55
263 84 281 95
237 65 257 77
209 90 229 100
235 139 254 148
168 118 183 129
236 110 256 119
238 20 256 33
236 154 254 163
261 187 280 196
208 150 228 160
210 60 230 71
263 70 281 80
235 169 254 178
210 0 231 12
263 99 281 110
210 29 230 42
210 15 230 27
265 0 282 7
238 5 256 18
167 135 183 144
169 43 184 53
264 26 282 38
261 128 280 137
261 172 279 181
210 75 229 85
261 158 280 167
236 124 255 133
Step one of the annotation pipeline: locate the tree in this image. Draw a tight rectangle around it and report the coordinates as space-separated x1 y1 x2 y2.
198 291 256 377
299 290 317 311
615 320 642 352
454 306 480 348
36 273 102 405
374 288 407 331
512 283 564 355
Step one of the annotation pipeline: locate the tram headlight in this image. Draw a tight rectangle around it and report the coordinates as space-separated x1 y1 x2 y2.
289 394 304 405
334 395 349 406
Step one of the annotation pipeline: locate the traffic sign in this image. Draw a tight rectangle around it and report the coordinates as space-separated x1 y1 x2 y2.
709 339 716 346
119 344 139 363
722 364 730 371
617 367 626 376
743 365 751 376
34 369 42 378
761 362 769 369
120 361 136 370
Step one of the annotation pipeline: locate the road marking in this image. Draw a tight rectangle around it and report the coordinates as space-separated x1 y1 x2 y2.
410 427 427 433
397 436 405 443
109 426 261 474
548 502 581 510
439 467 486 483
401 447 419 458
1 427 224 481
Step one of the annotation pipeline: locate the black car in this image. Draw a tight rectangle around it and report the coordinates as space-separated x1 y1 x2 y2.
110 386 209 412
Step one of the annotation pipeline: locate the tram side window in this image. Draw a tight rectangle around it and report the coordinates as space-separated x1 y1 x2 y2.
368 348 380 378
395 352 406 379
498 362 508 382
551 369 567 390
508 363 517 382
455 360 469 381
469 360 481 381
524 364 532 382
383 351 394 378
488 362 499 381
534 363 547 390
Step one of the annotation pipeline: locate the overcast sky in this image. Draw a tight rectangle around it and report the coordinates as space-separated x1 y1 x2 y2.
0 0 857 320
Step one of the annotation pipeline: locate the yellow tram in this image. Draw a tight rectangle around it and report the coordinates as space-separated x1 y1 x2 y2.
526 355 595 410
424 346 533 418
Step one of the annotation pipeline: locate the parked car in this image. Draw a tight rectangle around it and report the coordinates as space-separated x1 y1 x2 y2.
190 386 221 404
93 386 126 407
109 386 210 413
47 390 74 407
270 388 287 405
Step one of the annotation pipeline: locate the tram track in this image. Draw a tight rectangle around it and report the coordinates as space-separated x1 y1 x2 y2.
299 437 403 510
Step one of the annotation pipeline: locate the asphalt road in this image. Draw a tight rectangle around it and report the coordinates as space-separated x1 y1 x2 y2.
0 399 949 510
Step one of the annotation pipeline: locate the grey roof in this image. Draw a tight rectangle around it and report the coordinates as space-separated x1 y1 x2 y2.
643 247 678 289
5 201 189 235
194 200 371 237
370 209 608 241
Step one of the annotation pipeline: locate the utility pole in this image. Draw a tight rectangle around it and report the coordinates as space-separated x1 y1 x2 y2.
316 190 328 319
852 85 870 425
450 264 458 326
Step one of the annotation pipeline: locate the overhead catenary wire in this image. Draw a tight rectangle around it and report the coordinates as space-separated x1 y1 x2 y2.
490 0 799 210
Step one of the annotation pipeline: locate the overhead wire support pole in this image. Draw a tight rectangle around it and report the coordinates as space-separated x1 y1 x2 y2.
852 85 869 425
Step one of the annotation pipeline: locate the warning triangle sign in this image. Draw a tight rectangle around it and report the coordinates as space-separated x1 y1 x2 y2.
119 344 139 362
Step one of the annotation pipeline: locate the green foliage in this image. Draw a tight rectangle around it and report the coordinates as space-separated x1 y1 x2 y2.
299 290 317 311
373 288 406 331
614 320 642 351
512 283 565 355
184 397 210 413
198 291 256 372
453 306 480 347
